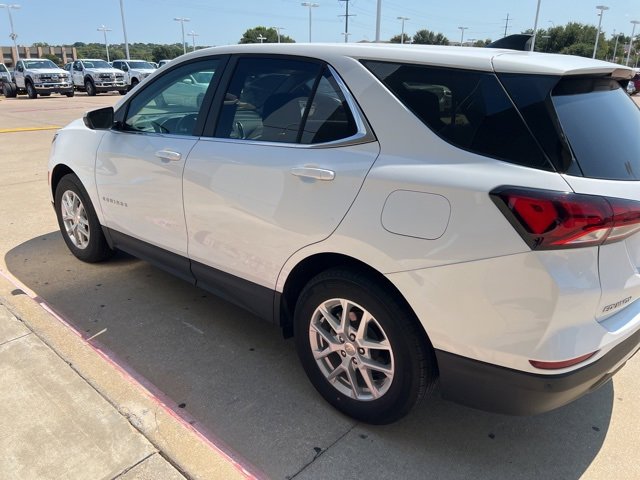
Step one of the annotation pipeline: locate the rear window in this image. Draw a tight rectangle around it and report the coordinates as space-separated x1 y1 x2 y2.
551 78 640 180
363 61 551 171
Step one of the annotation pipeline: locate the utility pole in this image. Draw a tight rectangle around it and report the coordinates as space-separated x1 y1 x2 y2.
119 0 130 60
188 31 199 51
257 34 266 43
174 17 190 55
338 0 355 43
301 2 319 43
593 5 609 59
0 3 21 62
273 26 285 43
97 25 112 62
503 13 510 37
458 26 468 45
397 16 409 44
375 0 382 42
531 0 541 51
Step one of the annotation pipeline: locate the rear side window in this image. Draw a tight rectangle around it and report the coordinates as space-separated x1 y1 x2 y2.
214 57 359 144
363 61 551 170
551 78 640 180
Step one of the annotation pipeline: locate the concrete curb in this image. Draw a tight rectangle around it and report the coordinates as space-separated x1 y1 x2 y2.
0 269 261 480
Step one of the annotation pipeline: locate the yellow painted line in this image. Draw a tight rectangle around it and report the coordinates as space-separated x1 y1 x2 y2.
0 125 61 133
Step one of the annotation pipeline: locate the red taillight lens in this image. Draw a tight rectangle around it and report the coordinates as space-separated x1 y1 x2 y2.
529 351 598 370
490 187 640 250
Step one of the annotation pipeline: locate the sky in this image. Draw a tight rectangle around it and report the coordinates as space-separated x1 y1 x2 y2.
2 0 640 49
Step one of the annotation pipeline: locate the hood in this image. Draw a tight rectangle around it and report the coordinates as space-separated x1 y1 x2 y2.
28 68 68 75
85 68 124 74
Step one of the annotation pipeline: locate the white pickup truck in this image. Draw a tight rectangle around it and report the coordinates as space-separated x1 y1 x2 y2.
4 58 73 99
111 59 156 91
67 59 127 96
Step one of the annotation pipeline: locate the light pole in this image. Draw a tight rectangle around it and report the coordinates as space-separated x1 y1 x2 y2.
188 31 199 51
627 21 640 66
458 26 468 45
174 17 190 55
397 16 409 44
301 2 319 43
531 0 542 51
611 29 619 62
593 5 609 59
0 3 21 62
119 0 130 60
273 26 285 43
375 0 381 42
97 25 112 62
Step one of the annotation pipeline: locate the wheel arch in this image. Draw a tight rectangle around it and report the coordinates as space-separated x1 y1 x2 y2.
50 164 77 199
279 252 431 347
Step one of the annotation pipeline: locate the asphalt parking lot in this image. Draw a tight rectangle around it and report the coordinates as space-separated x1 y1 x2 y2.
1 92 639 480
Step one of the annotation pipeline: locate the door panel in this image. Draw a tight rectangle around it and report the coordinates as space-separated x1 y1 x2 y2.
183 139 380 288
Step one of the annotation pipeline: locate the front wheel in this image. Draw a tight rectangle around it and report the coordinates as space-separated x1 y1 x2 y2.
119 90 127 95
26 81 37 99
54 174 114 263
65 90 75 97
294 269 437 424
85 79 96 96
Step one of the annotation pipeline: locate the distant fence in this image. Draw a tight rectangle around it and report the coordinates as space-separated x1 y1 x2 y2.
1 46 78 67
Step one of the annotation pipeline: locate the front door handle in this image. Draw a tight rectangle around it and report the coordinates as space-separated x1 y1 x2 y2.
290 167 335 181
155 149 182 162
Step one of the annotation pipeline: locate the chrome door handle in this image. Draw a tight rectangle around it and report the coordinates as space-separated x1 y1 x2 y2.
155 150 182 162
290 167 335 181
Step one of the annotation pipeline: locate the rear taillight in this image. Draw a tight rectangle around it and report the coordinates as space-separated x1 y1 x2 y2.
490 187 640 250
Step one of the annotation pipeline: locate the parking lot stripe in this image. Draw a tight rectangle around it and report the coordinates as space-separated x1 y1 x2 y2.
0 126 61 133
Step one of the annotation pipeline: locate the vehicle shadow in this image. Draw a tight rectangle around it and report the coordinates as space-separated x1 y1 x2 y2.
5 232 614 480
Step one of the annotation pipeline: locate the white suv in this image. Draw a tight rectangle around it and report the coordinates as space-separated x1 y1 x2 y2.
48 43 640 424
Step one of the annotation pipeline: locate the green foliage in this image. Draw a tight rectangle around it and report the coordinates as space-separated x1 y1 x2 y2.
151 44 184 62
389 33 411 44
72 42 193 62
32 42 49 47
41 53 61 66
532 23 610 59
412 29 449 45
239 26 295 44
473 39 492 47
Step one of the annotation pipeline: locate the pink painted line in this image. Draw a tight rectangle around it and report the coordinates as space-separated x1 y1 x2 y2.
0 268 268 480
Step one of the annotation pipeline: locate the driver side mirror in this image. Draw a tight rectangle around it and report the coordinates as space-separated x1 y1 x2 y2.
83 107 114 130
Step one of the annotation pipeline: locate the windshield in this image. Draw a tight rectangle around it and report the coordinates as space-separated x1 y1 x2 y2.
128 61 154 70
0 64 8 73
552 78 640 180
83 60 111 69
24 60 58 69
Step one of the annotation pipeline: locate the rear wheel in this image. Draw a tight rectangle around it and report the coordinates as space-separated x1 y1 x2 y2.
26 81 37 99
294 268 437 424
2 82 17 98
54 174 114 263
85 79 96 96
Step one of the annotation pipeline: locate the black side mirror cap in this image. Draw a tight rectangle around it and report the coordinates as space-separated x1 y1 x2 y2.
83 107 114 130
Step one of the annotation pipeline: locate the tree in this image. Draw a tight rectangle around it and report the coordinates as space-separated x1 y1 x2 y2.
32 42 49 47
389 33 411 44
42 53 61 66
473 39 492 47
412 29 449 45
239 26 295 44
151 44 183 62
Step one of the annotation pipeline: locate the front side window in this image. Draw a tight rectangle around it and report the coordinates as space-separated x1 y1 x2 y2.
83 60 111 69
128 61 154 70
364 61 551 170
0 64 8 73
124 59 219 136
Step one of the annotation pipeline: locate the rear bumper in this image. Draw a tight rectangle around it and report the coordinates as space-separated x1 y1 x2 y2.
436 327 640 415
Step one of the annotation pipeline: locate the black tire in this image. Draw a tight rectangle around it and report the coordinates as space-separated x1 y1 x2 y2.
85 78 96 96
2 82 14 98
129 78 139 91
26 81 37 99
294 268 437 424
65 90 75 97
9 82 18 97
54 174 115 263
119 90 127 95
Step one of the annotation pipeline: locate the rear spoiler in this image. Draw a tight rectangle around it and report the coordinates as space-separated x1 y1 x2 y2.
486 34 533 51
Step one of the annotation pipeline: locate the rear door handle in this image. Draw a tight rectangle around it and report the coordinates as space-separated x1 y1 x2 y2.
155 149 182 162
290 167 335 181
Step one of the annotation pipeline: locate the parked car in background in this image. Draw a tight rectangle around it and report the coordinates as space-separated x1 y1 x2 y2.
158 59 172 68
111 59 156 92
628 71 640 95
68 59 127 96
3 58 73 98
48 43 640 424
